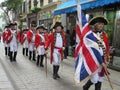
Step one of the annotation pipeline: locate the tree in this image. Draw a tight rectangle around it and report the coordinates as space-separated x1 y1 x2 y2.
0 0 23 24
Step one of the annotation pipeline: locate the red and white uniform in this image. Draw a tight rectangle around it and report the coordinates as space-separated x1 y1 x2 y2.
27 29 35 51
91 31 110 84
35 33 45 55
7 29 20 52
21 33 28 48
45 32 66 65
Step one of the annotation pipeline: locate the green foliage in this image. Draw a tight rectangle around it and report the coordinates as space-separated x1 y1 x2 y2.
0 0 23 13
0 28 2 32
0 0 23 23
0 13 4 18
30 6 41 13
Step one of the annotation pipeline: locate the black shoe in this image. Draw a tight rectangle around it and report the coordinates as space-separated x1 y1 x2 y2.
26 48 28 56
36 55 40 66
56 66 60 78
95 82 102 90
29 57 31 60
40 64 44 67
53 74 57 80
40 55 44 67
33 59 36 61
29 51 32 60
13 52 17 62
10 52 13 62
56 74 60 78
23 48 25 56
53 65 57 80
83 80 93 90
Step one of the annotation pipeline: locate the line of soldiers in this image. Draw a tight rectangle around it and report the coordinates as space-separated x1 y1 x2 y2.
2 21 66 80
2 16 110 90
2 23 20 62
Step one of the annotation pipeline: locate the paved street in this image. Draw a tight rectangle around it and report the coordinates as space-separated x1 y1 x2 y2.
0 43 120 90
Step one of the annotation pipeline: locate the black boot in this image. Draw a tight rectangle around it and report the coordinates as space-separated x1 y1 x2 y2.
5 47 7 56
8 47 10 56
26 48 28 56
10 51 13 62
23 48 25 56
13 52 17 61
33 51 36 61
83 80 93 90
29 51 32 60
53 65 57 80
36 55 40 66
56 65 60 78
95 82 102 90
40 55 44 67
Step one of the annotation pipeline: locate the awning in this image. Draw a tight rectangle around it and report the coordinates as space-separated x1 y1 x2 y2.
54 0 76 16
54 0 120 15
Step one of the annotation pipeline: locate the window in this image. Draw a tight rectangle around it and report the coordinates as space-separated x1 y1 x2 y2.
48 0 52 3
23 2 26 13
40 0 43 6
29 0 31 11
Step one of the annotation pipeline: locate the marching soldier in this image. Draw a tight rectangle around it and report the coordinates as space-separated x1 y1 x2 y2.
34 25 46 67
45 22 66 79
83 16 110 90
21 29 28 56
27 21 36 61
7 23 20 62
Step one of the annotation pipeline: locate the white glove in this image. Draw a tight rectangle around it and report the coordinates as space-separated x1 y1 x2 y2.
63 47 65 50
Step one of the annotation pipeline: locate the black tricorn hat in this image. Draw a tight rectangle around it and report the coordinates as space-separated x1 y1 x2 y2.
23 29 28 32
31 21 37 27
14 22 17 25
89 16 109 25
5 25 8 28
53 22 64 29
9 23 17 26
36 25 46 30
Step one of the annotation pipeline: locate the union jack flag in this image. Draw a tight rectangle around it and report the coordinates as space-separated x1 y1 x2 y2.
74 4 103 83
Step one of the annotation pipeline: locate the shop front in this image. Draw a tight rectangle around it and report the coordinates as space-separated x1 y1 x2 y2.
27 13 37 28
38 3 60 32
38 10 54 31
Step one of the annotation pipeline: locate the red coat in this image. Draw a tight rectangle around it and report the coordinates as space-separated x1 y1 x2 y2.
27 29 33 44
21 33 26 44
6 29 21 44
95 32 110 77
102 32 110 58
45 32 66 64
44 33 49 43
34 33 45 48
2 31 7 42
6 29 12 43
17 30 21 42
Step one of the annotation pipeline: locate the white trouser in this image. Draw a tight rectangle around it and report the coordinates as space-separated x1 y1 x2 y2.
91 67 104 84
37 45 45 55
4 42 9 47
10 42 18 52
29 42 34 51
53 49 61 65
23 40 28 48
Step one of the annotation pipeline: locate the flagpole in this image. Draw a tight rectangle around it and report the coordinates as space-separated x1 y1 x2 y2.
104 67 114 89
45 54 47 77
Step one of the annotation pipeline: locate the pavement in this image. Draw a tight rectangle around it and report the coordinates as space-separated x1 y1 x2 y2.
0 43 120 90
